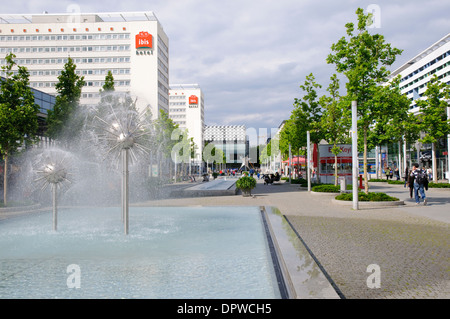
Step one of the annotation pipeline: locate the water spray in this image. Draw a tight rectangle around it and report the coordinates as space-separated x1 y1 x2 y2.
34 149 73 231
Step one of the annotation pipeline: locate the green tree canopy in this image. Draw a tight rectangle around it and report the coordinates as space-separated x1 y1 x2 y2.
279 73 322 160
327 7 403 193
0 53 39 205
101 70 115 93
294 73 323 145
416 74 450 182
154 109 179 159
46 57 85 145
202 141 226 165
319 74 351 185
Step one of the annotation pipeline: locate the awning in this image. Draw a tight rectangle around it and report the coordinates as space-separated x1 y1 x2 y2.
282 156 306 165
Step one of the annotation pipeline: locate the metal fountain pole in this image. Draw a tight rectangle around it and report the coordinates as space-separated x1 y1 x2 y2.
122 148 129 235
52 183 57 231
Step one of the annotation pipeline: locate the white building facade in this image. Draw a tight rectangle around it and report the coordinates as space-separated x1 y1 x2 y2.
0 11 170 117
388 32 450 179
169 84 204 163
204 125 247 166
389 33 450 113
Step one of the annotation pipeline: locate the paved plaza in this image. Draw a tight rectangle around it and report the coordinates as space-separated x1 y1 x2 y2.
143 178 450 299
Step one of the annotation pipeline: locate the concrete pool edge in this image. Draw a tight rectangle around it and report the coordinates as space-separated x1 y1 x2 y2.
262 206 341 299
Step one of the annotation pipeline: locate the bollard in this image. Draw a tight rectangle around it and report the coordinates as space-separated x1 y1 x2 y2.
339 177 347 193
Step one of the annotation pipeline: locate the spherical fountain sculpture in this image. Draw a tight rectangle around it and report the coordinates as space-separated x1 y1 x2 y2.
33 148 74 231
90 93 154 235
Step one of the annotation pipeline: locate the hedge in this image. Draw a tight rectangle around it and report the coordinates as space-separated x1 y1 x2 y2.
312 184 353 192
428 182 450 188
312 185 340 192
335 192 399 202
387 180 450 188
387 180 404 185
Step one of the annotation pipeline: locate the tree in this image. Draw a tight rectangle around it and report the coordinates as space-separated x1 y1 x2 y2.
101 71 115 93
294 73 323 145
327 8 403 193
279 73 323 163
154 109 178 158
279 109 307 160
416 74 450 182
203 141 226 168
319 74 351 185
154 109 179 178
99 70 115 104
0 53 39 205
367 76 419 178
46 57 85 146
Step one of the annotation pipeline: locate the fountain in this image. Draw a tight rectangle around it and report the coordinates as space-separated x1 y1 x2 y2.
89 94 153 235
33 148 74 231
0 92 296 299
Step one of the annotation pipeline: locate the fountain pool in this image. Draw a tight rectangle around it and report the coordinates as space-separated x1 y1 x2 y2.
0 206 283 299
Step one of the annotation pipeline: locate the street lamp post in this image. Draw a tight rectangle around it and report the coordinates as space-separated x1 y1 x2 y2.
352 101 359 210
307 131 311 192
447 105 450 183
289 144 292 184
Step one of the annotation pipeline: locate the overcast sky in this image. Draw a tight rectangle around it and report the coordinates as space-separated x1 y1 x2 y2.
3 0 450 142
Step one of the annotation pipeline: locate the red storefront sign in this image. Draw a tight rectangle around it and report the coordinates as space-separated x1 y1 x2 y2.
135 31 153 49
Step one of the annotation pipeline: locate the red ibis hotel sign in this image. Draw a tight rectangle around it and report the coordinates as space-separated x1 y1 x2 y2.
135 31 153 55
189 95 199 107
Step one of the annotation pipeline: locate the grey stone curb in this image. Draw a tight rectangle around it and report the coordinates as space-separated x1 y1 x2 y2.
0 203 41 213
331 198 405 207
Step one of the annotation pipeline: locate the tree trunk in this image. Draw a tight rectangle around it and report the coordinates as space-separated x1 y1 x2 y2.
334 154 338 186
364 129 369 194
432 142 437 183
3 152 7 206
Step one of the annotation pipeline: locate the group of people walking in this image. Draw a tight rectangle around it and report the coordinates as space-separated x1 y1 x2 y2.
405 163 429 205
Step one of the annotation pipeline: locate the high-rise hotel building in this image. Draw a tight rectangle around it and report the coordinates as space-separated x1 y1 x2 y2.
0 11 170 117
169 84 204 163
388 33 450 113
387 32 450 178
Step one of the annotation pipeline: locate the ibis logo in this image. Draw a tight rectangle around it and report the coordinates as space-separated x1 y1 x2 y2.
135 31 153 49
189 95 198 105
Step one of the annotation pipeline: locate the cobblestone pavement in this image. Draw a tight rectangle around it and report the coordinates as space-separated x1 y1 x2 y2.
142 178 450 299
286 214 449 298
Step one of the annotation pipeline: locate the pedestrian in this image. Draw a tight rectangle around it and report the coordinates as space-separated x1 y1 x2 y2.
404 166 409 188
412 163 428 205
426 167 432 180
407 168 414 198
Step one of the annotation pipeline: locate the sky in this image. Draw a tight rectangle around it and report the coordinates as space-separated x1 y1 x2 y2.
3 0 450 143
